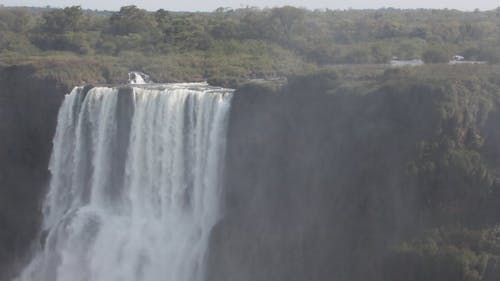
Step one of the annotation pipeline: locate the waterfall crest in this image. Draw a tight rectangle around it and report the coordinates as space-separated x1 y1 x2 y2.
16 83 233 281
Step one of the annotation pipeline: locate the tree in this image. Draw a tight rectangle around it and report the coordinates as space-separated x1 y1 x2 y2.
32 6 90 53
109 5 154 35
422 47 450 63
155 9 171 31
269 6 305 41
40 6 84 34
377 21 402 38
0 8 33 33
240 10 269 39
164 16 212 50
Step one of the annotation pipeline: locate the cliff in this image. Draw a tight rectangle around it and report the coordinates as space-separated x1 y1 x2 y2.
209 66 500 281
1 62 500 281
0 58 107 280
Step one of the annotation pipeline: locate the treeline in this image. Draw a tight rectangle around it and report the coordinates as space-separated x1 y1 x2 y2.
3 5 500 58
0 6 500 81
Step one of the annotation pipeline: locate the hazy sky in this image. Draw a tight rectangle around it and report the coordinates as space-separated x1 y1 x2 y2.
1 0 499 12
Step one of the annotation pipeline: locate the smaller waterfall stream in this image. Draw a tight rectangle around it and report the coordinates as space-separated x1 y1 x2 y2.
128 72 154 84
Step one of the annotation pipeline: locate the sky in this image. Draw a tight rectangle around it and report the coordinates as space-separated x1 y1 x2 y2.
1 0 499 12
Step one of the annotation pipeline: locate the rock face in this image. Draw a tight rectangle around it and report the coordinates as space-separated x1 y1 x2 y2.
0 65 68 280
208 78 500 281
208 87 418 281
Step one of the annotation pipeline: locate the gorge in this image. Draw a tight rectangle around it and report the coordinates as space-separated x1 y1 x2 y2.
1 64 500 281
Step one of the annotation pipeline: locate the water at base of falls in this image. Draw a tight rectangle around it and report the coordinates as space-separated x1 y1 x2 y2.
16 83 233 281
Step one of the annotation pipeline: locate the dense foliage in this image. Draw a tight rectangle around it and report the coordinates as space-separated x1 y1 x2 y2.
0 5 499 85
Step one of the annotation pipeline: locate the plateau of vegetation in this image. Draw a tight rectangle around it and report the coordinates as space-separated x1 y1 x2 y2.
0 5 499 85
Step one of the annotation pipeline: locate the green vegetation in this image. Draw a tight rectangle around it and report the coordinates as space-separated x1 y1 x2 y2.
0 5 499 85
422 46 452 63
385 227 500 281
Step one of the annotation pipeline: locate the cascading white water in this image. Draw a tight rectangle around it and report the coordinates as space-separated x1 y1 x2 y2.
128 72 153 84
16 83 233 281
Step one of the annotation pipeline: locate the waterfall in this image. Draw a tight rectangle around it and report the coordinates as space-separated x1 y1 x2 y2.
128 72 154 84
16 83 233 281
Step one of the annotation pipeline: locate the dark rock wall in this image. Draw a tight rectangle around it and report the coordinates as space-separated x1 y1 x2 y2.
0 65 67 280
208 80 500 281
